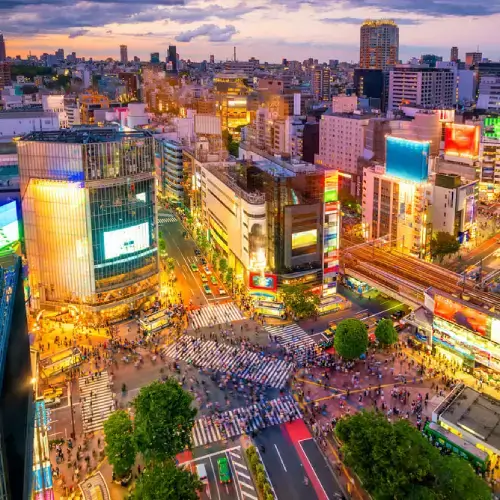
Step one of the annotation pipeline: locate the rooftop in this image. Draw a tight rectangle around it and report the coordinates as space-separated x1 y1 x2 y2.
0 111 55 120
323 109 377 119
437 385 500 453
21 126 153 144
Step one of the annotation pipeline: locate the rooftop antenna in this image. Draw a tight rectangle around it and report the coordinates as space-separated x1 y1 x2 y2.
234 46 236 62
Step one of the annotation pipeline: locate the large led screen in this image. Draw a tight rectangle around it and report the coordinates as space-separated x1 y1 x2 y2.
444 123 480 158
386 137 430 182
249 272 277 292
434 294 490 337
0 201 19 247
484 117 500 140
104 222 150 260
292 229 318 249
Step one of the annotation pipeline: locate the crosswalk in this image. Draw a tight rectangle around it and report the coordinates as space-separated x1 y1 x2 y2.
188 302 245 330
227 447 258 499
78 371 115 433
161 335 294 388
191 395 302 447
158 214 178 224
265 323 316 349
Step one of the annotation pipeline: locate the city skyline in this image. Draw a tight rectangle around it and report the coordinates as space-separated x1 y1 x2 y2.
2 0 500 63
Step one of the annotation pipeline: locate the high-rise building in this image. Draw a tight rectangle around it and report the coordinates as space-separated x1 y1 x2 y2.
18 127 159 314
210 54 215 64
167 45 177 73
420 54 443 68
465 51 482 66
353 69 385 110
0 62 10 90
55 48 64 61
0 33 6 61
120 44 128 64
359 19 399 71
312 67 331 101
477 77 500 111
388 65 456 110
0 255 33 500
450 46 459 62
150 52 160 64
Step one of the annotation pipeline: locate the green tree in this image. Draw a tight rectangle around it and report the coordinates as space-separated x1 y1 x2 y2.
132 460 203 500
374 318 398 347
165 257 175 273
225 267 234 286
159 237 167 255
133 380 197 462
334 318 368 359
281 284 320 319
196 232 209 253
430 231 460 262
219 258 228 276
103 411 136 479
335 411 490 500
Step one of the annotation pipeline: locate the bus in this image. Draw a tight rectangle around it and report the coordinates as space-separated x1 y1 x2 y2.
254 301 286 319
139 308 172 335
423 421 489 473
40 347 82 378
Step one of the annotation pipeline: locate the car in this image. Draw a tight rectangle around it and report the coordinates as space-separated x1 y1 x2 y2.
217 457 231 484
196 464 208 485
204 266 212 275
324 326 336 337
190 263 198 272
203 284 212 295
194 248 201 256
200 257 207 265
210 276 217 285
200 274 208 283
219 288 227 295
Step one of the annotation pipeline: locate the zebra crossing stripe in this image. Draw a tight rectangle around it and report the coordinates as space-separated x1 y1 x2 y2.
78 371 114 432
188 303 245 330
190 396 302 448
265 324 316 348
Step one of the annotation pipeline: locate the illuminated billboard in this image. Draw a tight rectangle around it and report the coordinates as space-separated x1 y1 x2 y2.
323 170 340 296
292 230 317 249
444 123 480 158
434 294 490 337
104 222 150 260
484 117 500 140
249 272 277 292
324 171 338 203
0 201 19 248
386 137 430 182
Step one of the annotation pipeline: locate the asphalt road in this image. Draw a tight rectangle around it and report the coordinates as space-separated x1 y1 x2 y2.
159 210 227 307
255 424 344 500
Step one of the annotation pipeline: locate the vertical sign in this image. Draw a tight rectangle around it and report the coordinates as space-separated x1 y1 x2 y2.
323 170 340 297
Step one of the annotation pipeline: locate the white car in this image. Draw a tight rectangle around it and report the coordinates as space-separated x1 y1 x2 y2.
219 288 227 296
204 266 212 275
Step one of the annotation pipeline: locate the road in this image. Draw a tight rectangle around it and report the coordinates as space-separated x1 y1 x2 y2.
159 209 228 307
255 421 344 500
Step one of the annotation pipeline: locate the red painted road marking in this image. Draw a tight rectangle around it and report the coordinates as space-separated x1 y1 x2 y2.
176 449 193 465
284 419 328 500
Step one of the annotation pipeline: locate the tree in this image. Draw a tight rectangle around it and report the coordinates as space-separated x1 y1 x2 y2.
196 232 209 253
334 318 368 359
374 318 398 347
133 460 203 500
159 237 167 255
281 284 320 319
103 411 136 479
219 258 228 276
430 231 460 262
165 257 175 273
225 267 234 286
335 411 490 500
134 380 197 462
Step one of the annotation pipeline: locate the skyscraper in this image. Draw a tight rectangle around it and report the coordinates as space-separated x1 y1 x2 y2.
167 45 177 73
120 44 128 64
450 46 459 62
0 62 10 90
55 48 64 61
466 51 482 66
0 33 6 61
359 19 399 71
312 67 331 102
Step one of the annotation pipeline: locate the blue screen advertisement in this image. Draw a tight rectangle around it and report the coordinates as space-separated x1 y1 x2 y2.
386 137 430 182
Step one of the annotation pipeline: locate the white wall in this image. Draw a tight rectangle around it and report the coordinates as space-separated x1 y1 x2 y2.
0 113 59 139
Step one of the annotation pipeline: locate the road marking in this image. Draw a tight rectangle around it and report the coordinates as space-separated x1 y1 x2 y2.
232 461 247 470
274 444 287 472
364 304 401 320
241 491 258 500
209 456 222 500
226 450 242 500
239 481 255 491
235 471 251 480
181 446 242 465
298 438 329 500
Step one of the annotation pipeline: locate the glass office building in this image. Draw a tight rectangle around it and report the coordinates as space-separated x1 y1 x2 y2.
17 128 159 317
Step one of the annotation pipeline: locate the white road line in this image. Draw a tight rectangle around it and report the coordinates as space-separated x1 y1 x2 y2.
209 456 222 500
232 461 247 470
298 439 329 500
365 304 401 320
235 471 251 480
238 481 255 491
274 444 287 472
241 491 258 500
181 446 242 465
226 450 242 500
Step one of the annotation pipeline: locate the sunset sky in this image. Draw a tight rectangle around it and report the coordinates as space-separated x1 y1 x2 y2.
2 0 500 63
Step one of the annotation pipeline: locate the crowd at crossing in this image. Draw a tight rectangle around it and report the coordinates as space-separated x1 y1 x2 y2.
191 395 302 447
187 302 245 330
161 334 294 389
78 371 115 433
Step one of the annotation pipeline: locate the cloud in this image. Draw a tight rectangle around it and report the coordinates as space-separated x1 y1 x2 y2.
68 28 89 38
164 2 264 23
176 24 237 42
0 0 182 7
321 16 422 25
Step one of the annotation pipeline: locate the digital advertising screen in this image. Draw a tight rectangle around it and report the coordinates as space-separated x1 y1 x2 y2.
386 137 430 182
444 123 480 158
324 171 338 203
104 222 150 260
292 229 318 249
0 201 19 248
484 117 500 140
434 294 490 337
249 272 277 292
491 319 500 345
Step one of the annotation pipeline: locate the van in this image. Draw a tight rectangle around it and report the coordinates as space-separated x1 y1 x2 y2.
196 463 208 484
